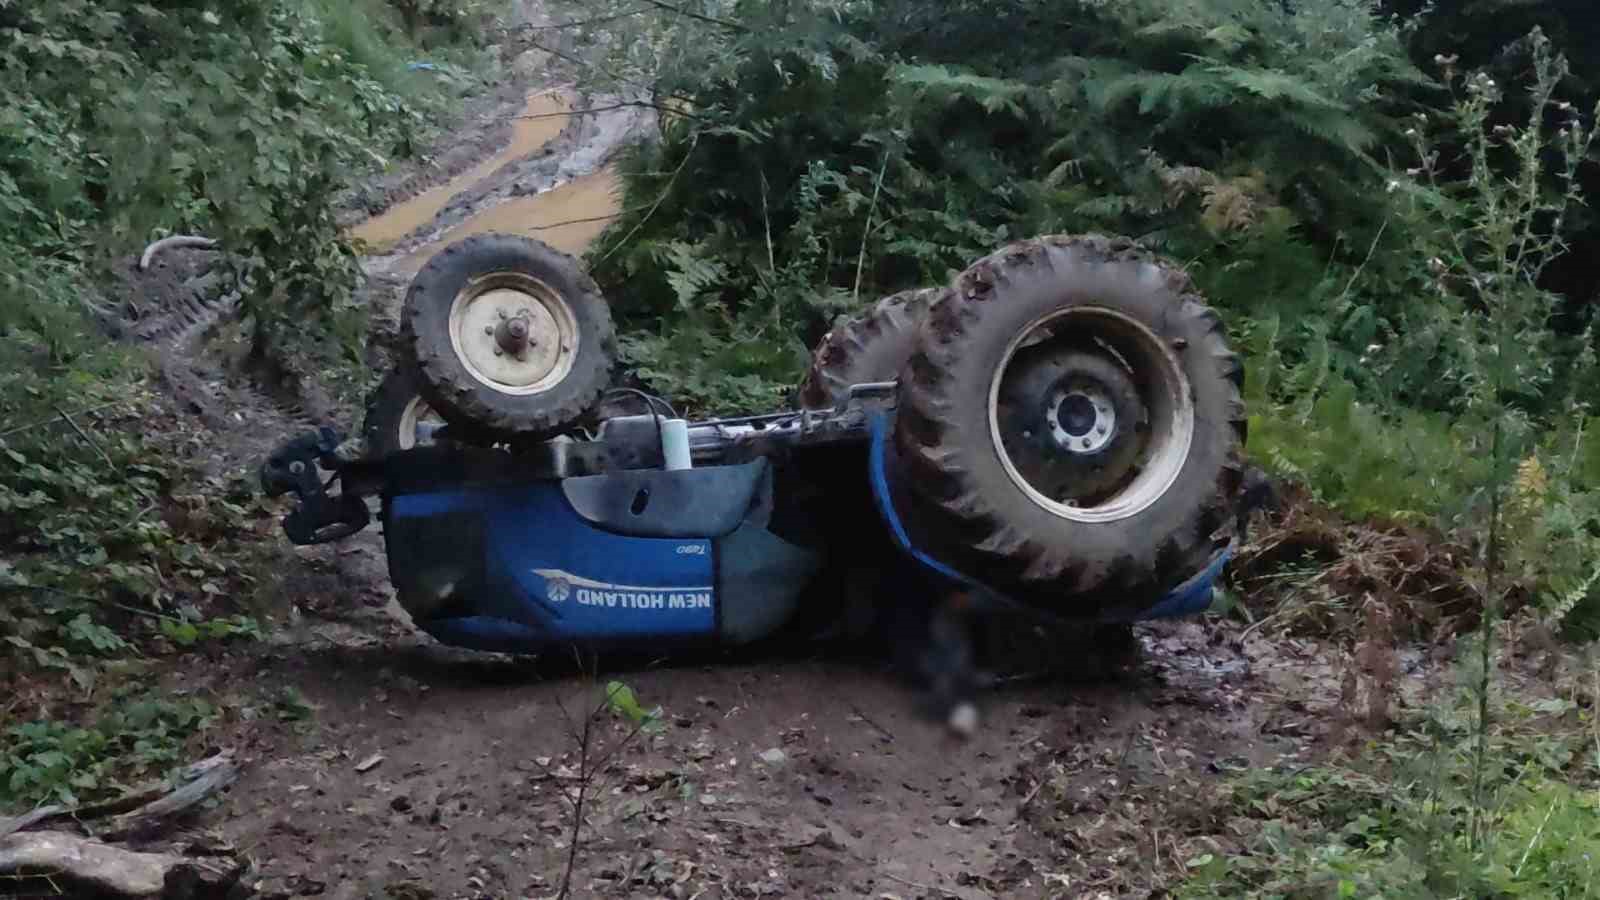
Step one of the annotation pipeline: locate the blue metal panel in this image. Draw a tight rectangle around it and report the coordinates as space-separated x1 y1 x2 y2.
1124 543 1232 621
864 409 1230 625
389 482 717 646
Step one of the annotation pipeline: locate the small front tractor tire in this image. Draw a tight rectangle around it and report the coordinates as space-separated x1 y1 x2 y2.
363 366 445 459
400 233 616 438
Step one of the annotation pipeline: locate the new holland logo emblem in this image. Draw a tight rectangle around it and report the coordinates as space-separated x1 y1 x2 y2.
530 568 713 611
545 575 572 604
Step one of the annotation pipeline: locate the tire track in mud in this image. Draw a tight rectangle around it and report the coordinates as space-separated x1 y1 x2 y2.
110 242 337 468
107 67 660 652
117 71 653 461
356 86 653 286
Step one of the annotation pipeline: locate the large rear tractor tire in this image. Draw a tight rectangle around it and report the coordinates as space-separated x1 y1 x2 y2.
400 233 616 438
797 288 944 409
895 235 1246 602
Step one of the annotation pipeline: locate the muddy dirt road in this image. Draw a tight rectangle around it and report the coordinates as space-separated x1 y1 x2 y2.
111 41 1421 900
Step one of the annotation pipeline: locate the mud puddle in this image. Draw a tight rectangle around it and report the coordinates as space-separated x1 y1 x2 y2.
388 168 622 279
354 86 649 291
350 91 579 252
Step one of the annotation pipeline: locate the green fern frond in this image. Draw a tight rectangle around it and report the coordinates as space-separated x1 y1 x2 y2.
1088 67 1235 116
1283 108 1380 153
1208 64 1346 110
1545 558 1600 632
662 241 730 310
891 64 1030 116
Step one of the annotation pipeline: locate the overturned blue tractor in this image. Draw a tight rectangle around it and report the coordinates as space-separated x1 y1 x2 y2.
262 232 1248 697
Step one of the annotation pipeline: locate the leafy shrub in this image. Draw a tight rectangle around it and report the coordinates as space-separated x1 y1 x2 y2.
1181 688 1600 898
1 694 219 808
563 0 1435 413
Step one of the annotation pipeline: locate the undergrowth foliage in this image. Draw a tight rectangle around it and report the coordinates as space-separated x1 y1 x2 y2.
0 0 481 811
1182 679 1600 898
1192 29 1600 898
556 0 1436 413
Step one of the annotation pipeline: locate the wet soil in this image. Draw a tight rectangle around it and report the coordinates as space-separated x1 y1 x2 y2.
178 598 1368 899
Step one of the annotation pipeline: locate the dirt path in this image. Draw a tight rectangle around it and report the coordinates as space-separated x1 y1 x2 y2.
178 607 1370 899
107 29 1427 900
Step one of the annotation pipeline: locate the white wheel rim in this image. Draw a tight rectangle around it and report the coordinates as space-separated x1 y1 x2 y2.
986 306 1195 524
446 272 580 396
396 396 440 450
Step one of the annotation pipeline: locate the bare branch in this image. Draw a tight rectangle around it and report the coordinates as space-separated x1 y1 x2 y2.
510 99 705 122
597 134 701 264
636 0 748 32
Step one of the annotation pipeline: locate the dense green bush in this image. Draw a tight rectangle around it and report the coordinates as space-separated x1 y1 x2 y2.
0 0 476 767
0 0 481 357
561 0 1448 412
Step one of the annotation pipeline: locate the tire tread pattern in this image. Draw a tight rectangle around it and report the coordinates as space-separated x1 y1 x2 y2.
895 234 1247 603
399 233 616 438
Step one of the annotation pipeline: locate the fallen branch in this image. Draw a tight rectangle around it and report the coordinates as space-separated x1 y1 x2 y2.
636 0 747 31
139 235 218 271
0 831 245 899
595 134 700 265
100 754 240 842
0 752 239 841
0 401 126 438
882 871 984 899
499 6 651 33
56 405 114 469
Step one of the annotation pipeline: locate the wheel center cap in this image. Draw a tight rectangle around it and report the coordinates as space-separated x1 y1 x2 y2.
1058 393 1097 437
496 315 533 355
1048 386 1117 455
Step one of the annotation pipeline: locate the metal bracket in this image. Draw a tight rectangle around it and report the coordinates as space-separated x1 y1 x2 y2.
260 427 371 545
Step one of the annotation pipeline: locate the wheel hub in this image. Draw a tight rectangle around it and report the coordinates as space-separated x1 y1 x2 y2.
447 274 580 396
995 346 1146 506
495 313 536 357
988 306 1195 524
397 396 442 451
1049 388 1116 454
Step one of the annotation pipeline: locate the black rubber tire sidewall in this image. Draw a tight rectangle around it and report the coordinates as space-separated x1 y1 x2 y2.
363 366 433 460
797 287 945 410
895 235 1246 602
400 233 616 438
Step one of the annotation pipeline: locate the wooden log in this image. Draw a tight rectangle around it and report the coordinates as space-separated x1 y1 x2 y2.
100 755 240 843
0 830 246 898
0 752 239 841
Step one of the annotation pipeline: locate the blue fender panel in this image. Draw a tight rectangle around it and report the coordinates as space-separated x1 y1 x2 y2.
865 409 1231 625
560 459 771 539
713 518 822 644
387 483 718 649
